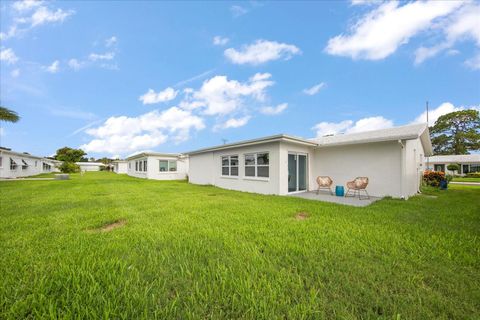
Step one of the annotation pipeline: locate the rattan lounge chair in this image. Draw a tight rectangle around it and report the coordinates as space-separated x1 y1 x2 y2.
345 177 370 200
316 176 334 195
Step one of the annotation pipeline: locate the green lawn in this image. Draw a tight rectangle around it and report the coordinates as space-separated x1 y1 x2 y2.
1 172 479 319
452 177 480 183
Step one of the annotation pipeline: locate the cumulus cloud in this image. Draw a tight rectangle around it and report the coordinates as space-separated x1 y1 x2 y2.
105 36 117 47
44 60 59 73
88 52 115 61
30 6 73 26
260 103 288 115
213 36 229 46
411 102 480 126
180 73 274 116
139 87 178 104
325 1 463 60
0 48 19 64
465 53 480 70
81 107 205 154
214 116 251 131
68 58 83 71
224 40 301 65
303 82 326 95
313 116 393 137
12 0 43 12
230 5 248 17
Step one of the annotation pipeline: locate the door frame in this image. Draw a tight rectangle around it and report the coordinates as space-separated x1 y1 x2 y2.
287 152 308 194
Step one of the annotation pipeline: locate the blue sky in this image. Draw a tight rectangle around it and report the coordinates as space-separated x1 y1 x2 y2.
1 0 479 158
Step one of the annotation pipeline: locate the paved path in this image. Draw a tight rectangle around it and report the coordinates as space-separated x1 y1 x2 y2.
288 191 380 207
450 181 480 187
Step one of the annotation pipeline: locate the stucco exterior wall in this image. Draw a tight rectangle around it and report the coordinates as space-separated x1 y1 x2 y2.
127 155 187 180
189 142 281 195
404 138 425 197
113 162 128 174
312 141 403 198
0 151 57 178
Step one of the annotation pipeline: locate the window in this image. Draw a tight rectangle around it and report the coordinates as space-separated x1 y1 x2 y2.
10 158 17 170
0 156 2 167
143 160 148 171
35 161 38 167
244 153 269 178
471 164 480 173
135 161 138 171
22 159 28 170
139 161 142 172
463 164 469 174
159 160 177 172
129 162 131 169
221 155 238 176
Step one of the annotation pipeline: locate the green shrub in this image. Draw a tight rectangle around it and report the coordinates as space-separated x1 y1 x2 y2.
466 172 480 178
423 170 445 187
59 162 80 173
445 174 453 183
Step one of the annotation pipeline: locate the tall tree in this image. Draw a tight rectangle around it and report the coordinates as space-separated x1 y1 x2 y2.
55 147 87 162
430 110 480 155
0 106 20 123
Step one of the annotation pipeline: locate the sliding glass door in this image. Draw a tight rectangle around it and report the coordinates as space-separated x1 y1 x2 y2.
288 153 307 193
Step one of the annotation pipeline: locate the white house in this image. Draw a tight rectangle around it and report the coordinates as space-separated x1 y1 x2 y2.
426 154 480 175
0 148 61 178
186 123 433 199
126 152 188 180
76 162 106 172
112 160 128 174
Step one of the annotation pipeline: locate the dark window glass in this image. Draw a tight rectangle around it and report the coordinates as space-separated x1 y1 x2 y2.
222 167 229 176
257 166 269 177
257 153 269 165
245 154 255 166
231 166 239 176
245 166 255 177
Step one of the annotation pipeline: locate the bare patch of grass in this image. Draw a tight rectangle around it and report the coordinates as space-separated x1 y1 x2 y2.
295 212 309 220
87 219 126 233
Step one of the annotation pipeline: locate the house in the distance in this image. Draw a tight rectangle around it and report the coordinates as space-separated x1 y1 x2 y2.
426 154 480 175
186 123 432 199
112 160 128 174
76 162 106 172
0 148 61 178
125 152 188 180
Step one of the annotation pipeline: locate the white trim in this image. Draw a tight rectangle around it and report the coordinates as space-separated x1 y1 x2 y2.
243 177 269 182
287 152 308 194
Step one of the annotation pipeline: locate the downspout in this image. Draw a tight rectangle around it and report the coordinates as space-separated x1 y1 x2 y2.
398 140 406 199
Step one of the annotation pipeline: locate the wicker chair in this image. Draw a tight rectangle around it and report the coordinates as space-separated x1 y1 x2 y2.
345 177 370 199
316 176 334 195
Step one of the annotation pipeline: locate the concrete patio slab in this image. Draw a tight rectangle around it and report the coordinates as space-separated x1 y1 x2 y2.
288 191 381 207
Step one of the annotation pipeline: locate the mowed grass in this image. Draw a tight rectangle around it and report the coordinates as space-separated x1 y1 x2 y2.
0 172 479 319
452 177 480 183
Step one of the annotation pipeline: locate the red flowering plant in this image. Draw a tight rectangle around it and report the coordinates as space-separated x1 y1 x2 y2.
423 170 445 187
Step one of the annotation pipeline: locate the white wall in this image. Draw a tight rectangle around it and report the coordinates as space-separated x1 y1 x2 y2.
188 142 281 195
0 151 57 178
127 155 188 180
312 141 403 198
404 138 425 197
113 162 128 174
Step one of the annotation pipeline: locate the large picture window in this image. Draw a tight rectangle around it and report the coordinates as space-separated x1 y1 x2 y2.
221 155 238 176
244 153 269 178
159 160 177 172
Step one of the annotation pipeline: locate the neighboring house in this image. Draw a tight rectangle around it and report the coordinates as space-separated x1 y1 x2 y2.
0 148 61 178
112 160 128 174
76 162 106 172
126 152 188 180
426 154 480 175
186 123 432 199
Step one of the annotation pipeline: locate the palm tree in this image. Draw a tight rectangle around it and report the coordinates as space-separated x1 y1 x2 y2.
0 106 20 123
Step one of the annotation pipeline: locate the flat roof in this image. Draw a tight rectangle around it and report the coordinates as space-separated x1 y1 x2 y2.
0 148 49 160
126 152 182 160
427 154 480 163
185 134 317 155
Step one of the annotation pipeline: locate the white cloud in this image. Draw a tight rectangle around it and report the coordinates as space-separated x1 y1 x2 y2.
303 82 326 95
411 102 473 126
224 39 301 65
30 6 73 27
465 53 480 70
88 52 115 61
11 69 20 77
230 5 248 17
213 36 229 46
139 87 178 104
105 36 117 47
325 1 463 60
81 107 205 155
0 48 19 64
214 116 251 131
350 0 378 6
12 0 43 12
180 73 274 115
49 107 97 120
0 26 18 41
260 103 288 115
68 58 84 71
313 116 393 137
44 60 59 73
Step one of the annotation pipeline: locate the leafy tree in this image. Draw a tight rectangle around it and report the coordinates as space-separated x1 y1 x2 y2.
59 162 80 173
430 110 480 155
0 106 20 123
55 147 86 163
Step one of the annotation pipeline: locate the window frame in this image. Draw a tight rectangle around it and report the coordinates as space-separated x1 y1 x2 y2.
244 152 270 179
10 158 17 171
221 155 239 177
